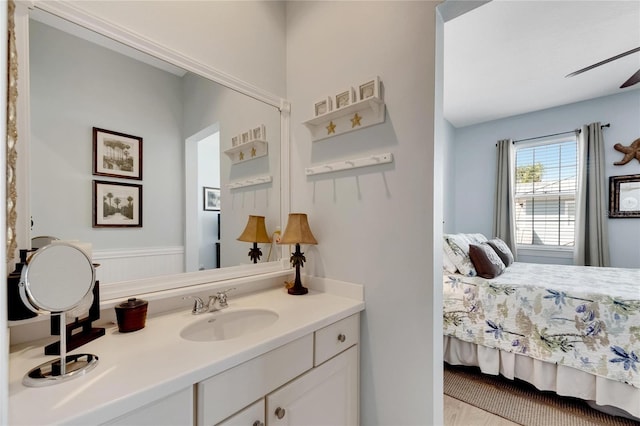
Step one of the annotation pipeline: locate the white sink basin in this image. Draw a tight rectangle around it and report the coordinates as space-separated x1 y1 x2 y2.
180 308 279 342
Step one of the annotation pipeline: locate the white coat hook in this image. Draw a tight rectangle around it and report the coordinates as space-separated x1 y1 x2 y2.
305 152 393 176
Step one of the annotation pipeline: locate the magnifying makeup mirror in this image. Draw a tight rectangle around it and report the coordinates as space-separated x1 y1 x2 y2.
19 243 99 386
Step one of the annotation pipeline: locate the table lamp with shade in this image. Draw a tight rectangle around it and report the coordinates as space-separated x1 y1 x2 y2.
237 215 271 263
278 213 317 295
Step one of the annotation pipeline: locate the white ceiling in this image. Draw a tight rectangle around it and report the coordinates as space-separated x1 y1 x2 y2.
444 1 640 128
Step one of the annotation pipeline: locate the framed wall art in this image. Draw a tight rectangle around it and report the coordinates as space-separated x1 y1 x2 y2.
204 187 221 211
93 127 143 180
314 97 332 117
358 76 380 101
93 180 142 227
609 174 640 218
335 87 355 109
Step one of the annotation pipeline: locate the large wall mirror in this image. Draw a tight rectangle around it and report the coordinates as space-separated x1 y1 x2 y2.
10 4 288 302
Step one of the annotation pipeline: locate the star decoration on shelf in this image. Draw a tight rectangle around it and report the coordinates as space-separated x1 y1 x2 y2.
326 121 336 135
351 113 362 128
239 151 245 161
251 147 257 157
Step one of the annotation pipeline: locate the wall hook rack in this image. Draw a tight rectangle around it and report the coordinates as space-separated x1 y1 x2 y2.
305 153 393 176
227 175 272 189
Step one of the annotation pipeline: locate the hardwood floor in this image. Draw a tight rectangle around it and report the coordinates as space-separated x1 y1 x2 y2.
444 395 520 426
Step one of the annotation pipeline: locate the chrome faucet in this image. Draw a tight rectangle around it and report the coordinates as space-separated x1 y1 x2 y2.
183 288 236 315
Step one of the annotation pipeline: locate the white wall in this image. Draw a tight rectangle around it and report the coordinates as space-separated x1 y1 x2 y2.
66 0 287 98
286 2 441 424
197 133 220 270
448 90 640 268
30 20 184 249
182 73 281 268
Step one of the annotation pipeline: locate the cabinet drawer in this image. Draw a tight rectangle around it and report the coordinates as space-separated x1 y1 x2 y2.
314 313 359 366
197 334 313 426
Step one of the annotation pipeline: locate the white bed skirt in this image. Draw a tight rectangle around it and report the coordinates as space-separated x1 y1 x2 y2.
443 335 640 420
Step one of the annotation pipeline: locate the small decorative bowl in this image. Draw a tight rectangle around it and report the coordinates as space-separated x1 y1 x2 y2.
115 298 148 333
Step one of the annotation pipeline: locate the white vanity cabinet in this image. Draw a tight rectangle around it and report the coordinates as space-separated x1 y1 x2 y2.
201 314 360 426
102 387 194 425
266 345 358 425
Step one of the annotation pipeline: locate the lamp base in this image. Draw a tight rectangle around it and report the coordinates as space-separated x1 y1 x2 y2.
287 284 308 296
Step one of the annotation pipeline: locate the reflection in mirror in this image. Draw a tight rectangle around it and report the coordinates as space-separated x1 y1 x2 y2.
19 243 94 314
27 10 282 286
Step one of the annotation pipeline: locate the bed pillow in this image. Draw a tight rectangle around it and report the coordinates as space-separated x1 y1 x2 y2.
443 245 457 273
443 234 477 276
486 238 515 267
467 233 489 244
469 243 506 279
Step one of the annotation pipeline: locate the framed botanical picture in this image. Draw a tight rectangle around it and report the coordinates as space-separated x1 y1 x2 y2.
204 187 221 211
241 131 251 144
93 127 143 180
93 180 142 227
358 76 380 101
314 97 332 116
335 88 355 109
609 174 640 218
252 125 266 141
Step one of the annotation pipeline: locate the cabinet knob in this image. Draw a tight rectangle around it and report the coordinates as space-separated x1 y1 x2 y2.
275 407 286 419
252 421 264 426
337 333 346 343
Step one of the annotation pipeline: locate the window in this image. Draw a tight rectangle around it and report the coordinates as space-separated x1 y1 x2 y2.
513 136 578 248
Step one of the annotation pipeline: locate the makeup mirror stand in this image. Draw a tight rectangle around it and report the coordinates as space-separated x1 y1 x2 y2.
44 279 105 356
19 243 100 387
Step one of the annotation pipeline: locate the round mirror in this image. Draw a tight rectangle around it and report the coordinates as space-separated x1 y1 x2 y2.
20 243 95 314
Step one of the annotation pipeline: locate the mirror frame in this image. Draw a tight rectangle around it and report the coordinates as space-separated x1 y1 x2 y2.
9 1 291 302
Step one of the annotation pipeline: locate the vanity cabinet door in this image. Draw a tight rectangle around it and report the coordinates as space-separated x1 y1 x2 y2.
216 398 265 426
102 386 193 426
266 345 358 426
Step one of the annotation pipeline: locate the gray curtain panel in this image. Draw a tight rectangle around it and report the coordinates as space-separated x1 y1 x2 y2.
493 139 517 259
574 122 610 266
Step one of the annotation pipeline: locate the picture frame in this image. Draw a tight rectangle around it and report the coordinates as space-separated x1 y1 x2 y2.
314 97 332 116
358 76 380 101
609 174 640 218
241 131 251 144
335 87 355 109
252 124 266 141
231 135 239 147
93 127 142 180
93 180 142 227
203 187 221 211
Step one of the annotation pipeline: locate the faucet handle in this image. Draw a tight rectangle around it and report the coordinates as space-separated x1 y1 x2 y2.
183 295 205 314
215 287 235 307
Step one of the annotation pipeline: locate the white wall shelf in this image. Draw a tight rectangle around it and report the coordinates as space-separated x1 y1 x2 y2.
227 175 272 190
223 139 268 164
303 97 385 142
305 153 393 176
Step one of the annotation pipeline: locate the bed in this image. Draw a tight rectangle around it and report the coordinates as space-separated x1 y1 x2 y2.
442 239 640 420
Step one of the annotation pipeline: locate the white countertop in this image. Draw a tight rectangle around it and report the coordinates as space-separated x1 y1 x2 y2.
9 284 364 425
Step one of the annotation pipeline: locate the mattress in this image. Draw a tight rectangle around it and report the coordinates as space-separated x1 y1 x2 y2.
443 262 640 389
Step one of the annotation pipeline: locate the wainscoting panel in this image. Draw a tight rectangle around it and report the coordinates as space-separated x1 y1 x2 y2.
93 246 184 285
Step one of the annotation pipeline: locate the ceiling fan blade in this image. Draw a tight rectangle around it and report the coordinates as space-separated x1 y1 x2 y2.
621 69 640 88
565 46 640 78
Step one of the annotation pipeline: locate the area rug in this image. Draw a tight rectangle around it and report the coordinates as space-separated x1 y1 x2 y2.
444 364 640 426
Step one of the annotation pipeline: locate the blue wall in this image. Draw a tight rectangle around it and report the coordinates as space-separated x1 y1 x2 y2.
446 90 640 268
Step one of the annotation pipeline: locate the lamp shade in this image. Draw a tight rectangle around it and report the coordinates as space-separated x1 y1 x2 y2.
237 215 271 243
279 213 317 245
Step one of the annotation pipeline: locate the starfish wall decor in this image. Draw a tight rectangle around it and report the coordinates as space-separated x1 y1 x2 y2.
614 138 640 165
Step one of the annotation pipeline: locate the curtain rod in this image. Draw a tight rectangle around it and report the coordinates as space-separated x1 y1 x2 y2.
512 123 611 144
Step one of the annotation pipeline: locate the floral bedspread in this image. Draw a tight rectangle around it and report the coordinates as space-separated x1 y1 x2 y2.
443 262 640 388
